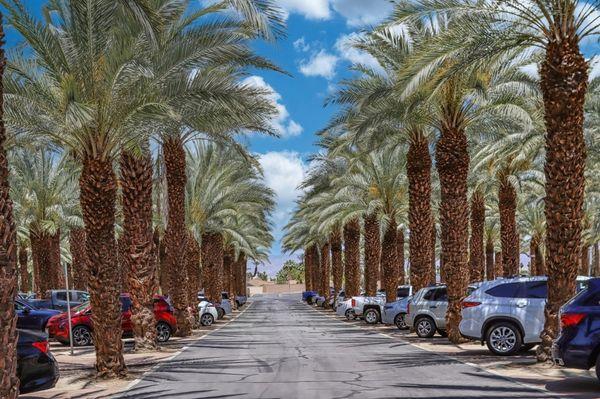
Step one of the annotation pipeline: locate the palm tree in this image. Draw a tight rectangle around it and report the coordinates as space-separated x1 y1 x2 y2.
484 221 500 280
17 243 29 292
0 17 19 399
391 0 598 359
468 189 485 282
69 228 89 290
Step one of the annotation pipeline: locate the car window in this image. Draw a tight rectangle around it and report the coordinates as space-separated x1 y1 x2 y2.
397 288 410 298
423 289 436 301
222 293 229 300
121 296 132 312
582 292 600 306
79 292 90 302
434 288 448 301
486 282 525 298
525 281 548 299
56 291 67 301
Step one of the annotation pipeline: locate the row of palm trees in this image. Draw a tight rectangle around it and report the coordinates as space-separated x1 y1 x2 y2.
283 0 600 364
0 0 283 396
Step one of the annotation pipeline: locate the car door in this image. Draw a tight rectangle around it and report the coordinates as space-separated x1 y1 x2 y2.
432 288 448 329
522 281 547 342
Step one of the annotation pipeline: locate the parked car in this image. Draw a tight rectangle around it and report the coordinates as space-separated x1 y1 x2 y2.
382 298 411 329
235 295 247 308
553 278 600 380
336 298 355 319
27 290 90 311
350 293 386 324
302 291 318 303
16 299 61 332
198 299 219 327
197 292 231 319
47 294 176 346
406 284 478 338
460 276 590 356
17 329 59 394
330 290 346 309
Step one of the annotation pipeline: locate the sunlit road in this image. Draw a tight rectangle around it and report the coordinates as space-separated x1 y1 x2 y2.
117 294 552 399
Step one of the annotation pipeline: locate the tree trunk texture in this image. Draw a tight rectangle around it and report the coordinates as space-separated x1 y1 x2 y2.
120 150 158 351
485 238 494 280
0 21 19 394
69 228 89 291
304 247 313 292
469 191 485 283
436 118 470 344
239 254 247 296
397 228 405 285
201 232 223 304
343 219 360 297
579 246 590 276
79 156 125 378
494 251 503 278
310 245 321 295
156 232 169 293
163 136 192 337
431 223 437 284
330 229 343 303
223 246 235 308
538 37 588 361
320 242 331 302
185 233 201 314
381 220 398 303
117 236 126 293
535 240 546 276
51 231 63 289
407 134 434 291
30 231 58 297
18 245 29 293
593 243 600 277
499 178 519 277
363 214 380 296
530 242 537 276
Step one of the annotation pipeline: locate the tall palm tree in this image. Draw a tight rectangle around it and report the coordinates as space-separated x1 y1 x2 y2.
468 189 485 282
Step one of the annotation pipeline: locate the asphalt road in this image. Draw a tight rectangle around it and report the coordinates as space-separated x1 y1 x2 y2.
118 294 553 399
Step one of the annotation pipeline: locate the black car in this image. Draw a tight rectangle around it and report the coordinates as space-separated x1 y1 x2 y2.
16 299 61 331
17 329 60 394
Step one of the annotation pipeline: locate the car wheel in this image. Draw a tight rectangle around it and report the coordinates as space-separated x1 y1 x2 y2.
520 343 536 352
72 325 93 346
415 316 436 338
364 309 380 325
217 308 225 320
486 322 522 356
200 313 214 327
394 313 408 330
345 309 353 320
156 322 171 343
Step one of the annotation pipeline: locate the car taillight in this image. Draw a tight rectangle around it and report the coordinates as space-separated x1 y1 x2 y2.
351 299 356 308
561 313 586 328
461 301 481 309
32 340 49 354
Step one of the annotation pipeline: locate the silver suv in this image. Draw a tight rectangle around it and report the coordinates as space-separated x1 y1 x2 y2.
459 276 590 356
406 284 477 338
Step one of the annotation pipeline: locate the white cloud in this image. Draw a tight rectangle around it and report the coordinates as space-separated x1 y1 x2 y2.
278 0 331 20
331 0 394 27
335 32 382 72
242 76 303 138
299 49 339 79
293 37 311 52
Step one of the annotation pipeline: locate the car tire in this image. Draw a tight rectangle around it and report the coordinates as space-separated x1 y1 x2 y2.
156 322 171 343
200 313 215 327
217 308 225 320
72 325 93 346
394 313 408 330
519 343 536 352
364 308 380 325
345 309 354 320
486 322 522 356
415 316 436 338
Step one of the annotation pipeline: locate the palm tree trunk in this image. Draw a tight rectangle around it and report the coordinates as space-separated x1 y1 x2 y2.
431 223 437 284
579 246 590 276
485 238 494 280
120 150 158 351
30 231 53 297
494 251 503 278
163 136 191 336
407 133 434 291
79 156 125 378
310 245 321 295
69 228 89 291
304 247 313 291
469 191 485 283
157 232 169 293
239 254 247 296
593 243 600 277
538 37 588 361
320 242 331 302
185 233 201 314
535 239 546 276
436 116 470 344
50 230 62 289
201 232 223 303
0 20 19 394
343 219 360 297
397 228 405 285
18 245 29 293
363 213 380 296
530 241 537 276
381 219 398 303
223 246 235 307
499 178 519 277
330 229 343 303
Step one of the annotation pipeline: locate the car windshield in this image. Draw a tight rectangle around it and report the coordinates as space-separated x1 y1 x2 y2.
397 288 410 298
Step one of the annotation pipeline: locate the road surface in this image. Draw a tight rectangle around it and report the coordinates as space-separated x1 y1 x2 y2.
118 294 552 399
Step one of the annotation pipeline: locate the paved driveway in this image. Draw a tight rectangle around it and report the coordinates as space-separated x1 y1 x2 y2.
118 294 553 399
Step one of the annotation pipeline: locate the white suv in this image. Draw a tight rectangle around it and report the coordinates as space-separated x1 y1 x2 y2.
459 276 590 356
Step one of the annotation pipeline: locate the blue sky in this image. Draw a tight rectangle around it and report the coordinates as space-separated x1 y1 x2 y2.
241 0 396 275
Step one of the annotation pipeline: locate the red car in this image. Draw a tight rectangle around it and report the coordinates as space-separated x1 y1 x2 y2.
46 294 176 346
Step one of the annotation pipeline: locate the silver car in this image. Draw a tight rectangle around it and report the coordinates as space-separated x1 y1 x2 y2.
336 298 355 319
382 297 411 329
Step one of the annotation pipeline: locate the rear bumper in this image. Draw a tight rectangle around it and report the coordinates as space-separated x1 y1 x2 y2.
552 342 591 370
18 352 60 394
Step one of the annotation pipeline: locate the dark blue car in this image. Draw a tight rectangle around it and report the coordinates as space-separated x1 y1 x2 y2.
302 291 318 303
17 329 60 394
15 299 61 332
553 278 600 381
